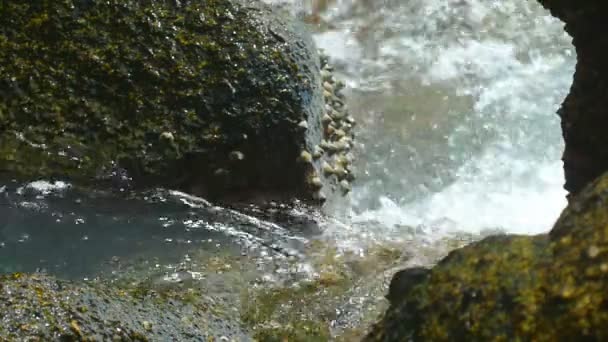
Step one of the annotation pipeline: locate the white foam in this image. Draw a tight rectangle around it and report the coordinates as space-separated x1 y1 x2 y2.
351 155 567 238
314 30 362 66
303 0 576 243
17 180 71 196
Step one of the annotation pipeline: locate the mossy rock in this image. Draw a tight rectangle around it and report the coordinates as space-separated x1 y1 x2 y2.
0 0 324 201
366 171 608 341
544 172 608 340
0 273 250 341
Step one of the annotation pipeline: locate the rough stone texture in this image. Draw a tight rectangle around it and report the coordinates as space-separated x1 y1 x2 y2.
0 273 251 341
536 0 608 195
0 0 330 202
366 171 608 341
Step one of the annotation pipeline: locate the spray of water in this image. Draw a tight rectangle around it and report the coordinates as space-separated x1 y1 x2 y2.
270 0 576 245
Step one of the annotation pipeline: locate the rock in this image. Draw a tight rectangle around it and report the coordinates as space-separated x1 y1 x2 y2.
142 321 153 332
339 179 351 194
160 132 175 142
366 234 550 341
310 176 323 189
0 0 328 203
323 81 335 93
299 150 313 164
322 161 334 175
366 171 608 341
0 273 250 341
385 267 430 305
536 0 608 196
320 69 333 83
229 151 245 162
313 146 324 159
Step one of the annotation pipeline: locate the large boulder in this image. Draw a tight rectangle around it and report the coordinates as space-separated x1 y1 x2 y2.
366 171 608 340
0 0 354 203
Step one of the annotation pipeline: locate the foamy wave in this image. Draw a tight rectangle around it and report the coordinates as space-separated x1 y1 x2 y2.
16 180 71 196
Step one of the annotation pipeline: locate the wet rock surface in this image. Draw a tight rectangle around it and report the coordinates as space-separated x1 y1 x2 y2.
367 171 608 340
0 273 250 341
0 0 355 203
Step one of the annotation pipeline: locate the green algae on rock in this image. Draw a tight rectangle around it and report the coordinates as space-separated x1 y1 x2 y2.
544 173 608 340
241 242 404 341
365 235 551 341
0 0 333 202
366 171 608 341
0 273 250 341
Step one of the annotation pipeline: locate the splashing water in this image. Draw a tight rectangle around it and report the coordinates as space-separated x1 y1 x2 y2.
0 1 577 338
269 0 576 245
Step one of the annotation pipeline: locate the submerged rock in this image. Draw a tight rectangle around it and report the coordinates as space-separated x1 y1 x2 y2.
0 273 250 341
366 171 608 341
0 0 346 203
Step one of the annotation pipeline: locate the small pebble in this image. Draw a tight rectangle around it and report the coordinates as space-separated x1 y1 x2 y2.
214 168 229 177
346 168 356 181
313 146 324 159
313 190 327 202
142 321 153 331
588 245 601 258
335 154 349 167
320 69 332 82
322 161 334 175
332 140 350 152
331 109 345 120
319 140 331 150
322 113 333 124
333 129 346 139
333 164 347 178
323 81 335 93
338 136 353 146
160 131 175 141
335 80 345 91
229 151 245 161
340 180 351 194
298 150 313 163
298 120 309 130
310 177 323 189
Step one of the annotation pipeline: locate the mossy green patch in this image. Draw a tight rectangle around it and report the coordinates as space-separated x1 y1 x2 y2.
0 273 249 340
242 241 404 341
0 0 320 199
366 171 608 341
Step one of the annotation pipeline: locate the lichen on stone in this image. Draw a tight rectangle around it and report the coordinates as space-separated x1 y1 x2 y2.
0 272 250 340
366 171 608 341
